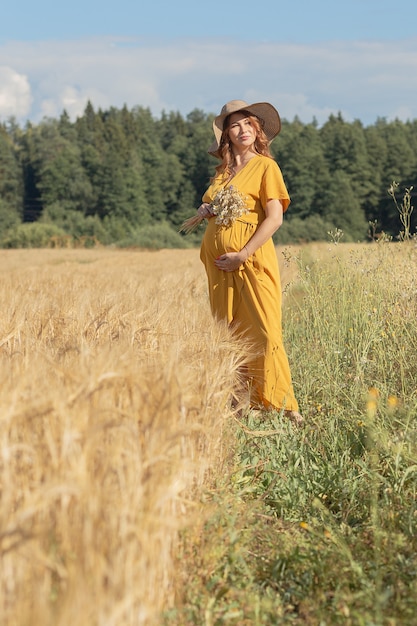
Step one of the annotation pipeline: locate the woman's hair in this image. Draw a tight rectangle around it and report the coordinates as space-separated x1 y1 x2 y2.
214 111 273 178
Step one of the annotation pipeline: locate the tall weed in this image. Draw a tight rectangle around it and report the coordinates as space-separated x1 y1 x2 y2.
171 242 417 625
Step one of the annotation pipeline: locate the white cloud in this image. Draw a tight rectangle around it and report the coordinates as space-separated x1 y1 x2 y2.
39 85 111 120
0 36 417 126
0 66 32 118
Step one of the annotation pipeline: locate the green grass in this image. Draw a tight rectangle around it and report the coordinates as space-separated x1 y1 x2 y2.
166 242 417 625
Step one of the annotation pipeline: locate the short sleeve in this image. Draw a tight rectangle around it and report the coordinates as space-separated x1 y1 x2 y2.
260 160 290 212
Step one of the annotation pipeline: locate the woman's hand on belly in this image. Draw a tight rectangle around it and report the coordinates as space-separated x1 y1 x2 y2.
215 249 248 272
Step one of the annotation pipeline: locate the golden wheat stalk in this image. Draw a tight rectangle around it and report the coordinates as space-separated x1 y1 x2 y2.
179 213 205 234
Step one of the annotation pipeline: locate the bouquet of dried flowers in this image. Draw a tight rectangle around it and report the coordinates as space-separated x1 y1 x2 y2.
180 185 249 234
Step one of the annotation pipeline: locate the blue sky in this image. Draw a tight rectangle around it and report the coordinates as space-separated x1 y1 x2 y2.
1 0 417 125
1 0 413 42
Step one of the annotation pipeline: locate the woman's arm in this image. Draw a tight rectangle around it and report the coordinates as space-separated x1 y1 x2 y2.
241 198 283 257
214 198 283 272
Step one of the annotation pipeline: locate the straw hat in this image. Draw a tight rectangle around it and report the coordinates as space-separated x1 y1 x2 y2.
208 99 281 158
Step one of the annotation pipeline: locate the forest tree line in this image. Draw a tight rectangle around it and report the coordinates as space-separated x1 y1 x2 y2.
0 101 416 248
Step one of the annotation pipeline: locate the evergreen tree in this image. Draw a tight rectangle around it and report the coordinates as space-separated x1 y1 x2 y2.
75 103 106 216
184 108 215 199
320 170 368 241
0 123 24 220
363 125 388 206
159 109 215 228
366 118 416 234
92 110 150 226
319 114 376 206
26 119 93 214
275 119 330 219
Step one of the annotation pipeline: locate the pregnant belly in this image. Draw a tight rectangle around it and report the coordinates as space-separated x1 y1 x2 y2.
203 218 254 257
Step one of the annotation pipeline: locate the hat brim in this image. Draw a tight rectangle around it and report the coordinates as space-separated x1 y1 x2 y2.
208 101 281 158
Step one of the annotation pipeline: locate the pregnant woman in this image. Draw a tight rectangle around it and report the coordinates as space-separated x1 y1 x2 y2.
195 100 303 425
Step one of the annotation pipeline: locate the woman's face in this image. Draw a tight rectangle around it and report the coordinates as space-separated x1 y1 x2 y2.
227 112 256 151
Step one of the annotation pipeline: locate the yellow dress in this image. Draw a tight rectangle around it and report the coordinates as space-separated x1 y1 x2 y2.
200 155 299 412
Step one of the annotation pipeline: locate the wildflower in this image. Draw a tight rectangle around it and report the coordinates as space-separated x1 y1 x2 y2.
299 521 309 530
366 387 382 418
366 400 377 418
387 395 399 410
210 186 249 228
179 186 249 234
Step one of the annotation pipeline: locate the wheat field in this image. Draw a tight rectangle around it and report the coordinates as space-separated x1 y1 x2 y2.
0 247 260 626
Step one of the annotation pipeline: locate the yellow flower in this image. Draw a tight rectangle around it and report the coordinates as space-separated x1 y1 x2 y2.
366 400 377 418
368 387 380 399
299 521 309 530
387 395 399 409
